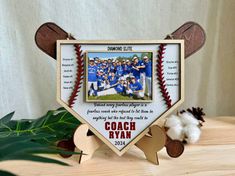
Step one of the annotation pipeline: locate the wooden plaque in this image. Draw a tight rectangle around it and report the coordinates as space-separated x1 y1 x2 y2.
56 40 184 156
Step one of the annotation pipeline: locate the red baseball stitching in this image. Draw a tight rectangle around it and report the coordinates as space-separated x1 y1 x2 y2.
68 44 84 108
157 44 172 108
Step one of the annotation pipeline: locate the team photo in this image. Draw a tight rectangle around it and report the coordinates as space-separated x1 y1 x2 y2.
86 51 153 102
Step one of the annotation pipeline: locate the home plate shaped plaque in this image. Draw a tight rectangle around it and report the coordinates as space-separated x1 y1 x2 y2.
56 40 184 156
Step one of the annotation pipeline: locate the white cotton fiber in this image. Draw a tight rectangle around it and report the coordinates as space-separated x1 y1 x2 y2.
183 125 201 144
180 112 199 126
165 115 182 128
164 111 203 144
166 125 184 141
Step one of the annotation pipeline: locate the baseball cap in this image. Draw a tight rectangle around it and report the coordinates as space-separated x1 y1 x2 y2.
132 56 138 61
119 77 125 81
143 56 148 59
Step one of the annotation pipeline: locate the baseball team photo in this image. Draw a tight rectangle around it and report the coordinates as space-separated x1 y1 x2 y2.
86 51 153 102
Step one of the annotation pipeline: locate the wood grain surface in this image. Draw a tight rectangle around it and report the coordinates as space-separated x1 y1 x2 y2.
0 117 234 176
35 21 205 60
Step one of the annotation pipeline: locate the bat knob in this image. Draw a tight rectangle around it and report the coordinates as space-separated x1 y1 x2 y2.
165 139 184 158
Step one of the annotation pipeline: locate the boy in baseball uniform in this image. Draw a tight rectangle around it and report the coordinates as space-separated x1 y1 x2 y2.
143 56 152 97
126 76 144 99
138 58 146 93
116 61 124 78
110 61 116 73
125 60 132 77
131 57 141 81
97 77 125 96
88 58 98 96
97 70 105 91
108 72 118 87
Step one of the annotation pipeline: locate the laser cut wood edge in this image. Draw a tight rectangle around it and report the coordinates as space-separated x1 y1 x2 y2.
34 21 205 163
73 124 167 165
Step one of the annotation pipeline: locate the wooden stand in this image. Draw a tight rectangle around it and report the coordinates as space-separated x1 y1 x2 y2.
73 124 167 164
73 124 103 163
34 21 206 165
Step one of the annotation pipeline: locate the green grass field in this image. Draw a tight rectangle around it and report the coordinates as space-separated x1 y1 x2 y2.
88 94 151 101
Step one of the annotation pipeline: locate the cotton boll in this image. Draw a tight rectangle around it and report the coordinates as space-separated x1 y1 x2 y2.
183 125 201 144
166 125 184 141
165 115 182 128
180 112 199 126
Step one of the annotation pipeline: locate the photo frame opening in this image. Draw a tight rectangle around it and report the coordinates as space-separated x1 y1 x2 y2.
86 51 154 102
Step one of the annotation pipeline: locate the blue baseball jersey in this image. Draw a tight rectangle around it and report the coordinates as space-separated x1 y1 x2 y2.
101 64 108 71
99 67 108 75
145 61 152 77
97 75 104 87
122 64 129 75
109 76 118 86
115 84 125 93
88 65 97 82
126 65 132 74
131 65 140 80
97 63 102 69
129 82 143 91
138 60 145 73
110 64 116 73
116 65 124 77
122 64 126 74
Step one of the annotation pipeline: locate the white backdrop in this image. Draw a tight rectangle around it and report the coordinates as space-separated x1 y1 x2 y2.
0 0 234 119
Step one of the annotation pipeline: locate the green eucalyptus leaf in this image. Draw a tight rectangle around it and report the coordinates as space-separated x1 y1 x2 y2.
0 108 81 143
0 142 68 166
0 112 15 124
0 108 82 172
4 154 69 166
0 135 80 159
